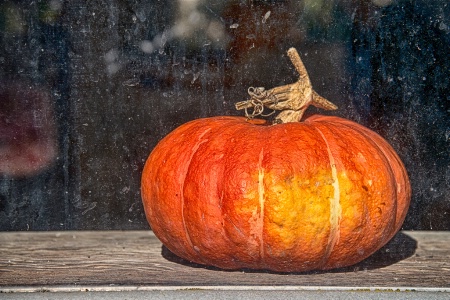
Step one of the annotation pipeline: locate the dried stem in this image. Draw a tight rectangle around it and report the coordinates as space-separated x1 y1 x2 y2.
235 47 337 123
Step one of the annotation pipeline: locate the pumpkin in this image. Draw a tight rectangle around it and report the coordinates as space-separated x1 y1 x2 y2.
141 48 411 272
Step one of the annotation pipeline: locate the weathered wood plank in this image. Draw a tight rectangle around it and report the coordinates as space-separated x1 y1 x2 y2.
0 231 449 288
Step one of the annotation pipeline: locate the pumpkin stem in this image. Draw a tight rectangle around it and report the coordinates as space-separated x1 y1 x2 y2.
235 47 338 123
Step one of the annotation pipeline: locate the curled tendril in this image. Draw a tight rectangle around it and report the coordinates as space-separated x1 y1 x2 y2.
244 87 278 119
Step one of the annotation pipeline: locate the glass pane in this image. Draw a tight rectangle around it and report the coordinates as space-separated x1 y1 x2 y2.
0 0 448 230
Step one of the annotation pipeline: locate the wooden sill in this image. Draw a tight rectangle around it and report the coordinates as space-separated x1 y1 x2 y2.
0 231 449 293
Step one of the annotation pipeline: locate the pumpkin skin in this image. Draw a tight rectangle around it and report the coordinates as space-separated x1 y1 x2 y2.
141 115 411 272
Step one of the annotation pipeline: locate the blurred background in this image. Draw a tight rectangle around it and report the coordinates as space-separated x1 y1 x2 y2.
0 0 448 231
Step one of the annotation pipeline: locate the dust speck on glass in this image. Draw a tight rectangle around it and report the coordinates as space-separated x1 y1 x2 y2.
0 0 448 230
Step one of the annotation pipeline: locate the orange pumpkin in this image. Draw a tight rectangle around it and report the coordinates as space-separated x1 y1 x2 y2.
141 48 410 272
141 115 411 272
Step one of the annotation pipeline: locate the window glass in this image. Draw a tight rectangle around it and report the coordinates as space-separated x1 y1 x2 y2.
0 0 448 230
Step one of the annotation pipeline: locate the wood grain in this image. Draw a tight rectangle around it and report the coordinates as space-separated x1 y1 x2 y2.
0 231 449 288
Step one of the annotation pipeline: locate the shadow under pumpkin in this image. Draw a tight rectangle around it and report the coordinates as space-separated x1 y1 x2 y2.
161 231 417 274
